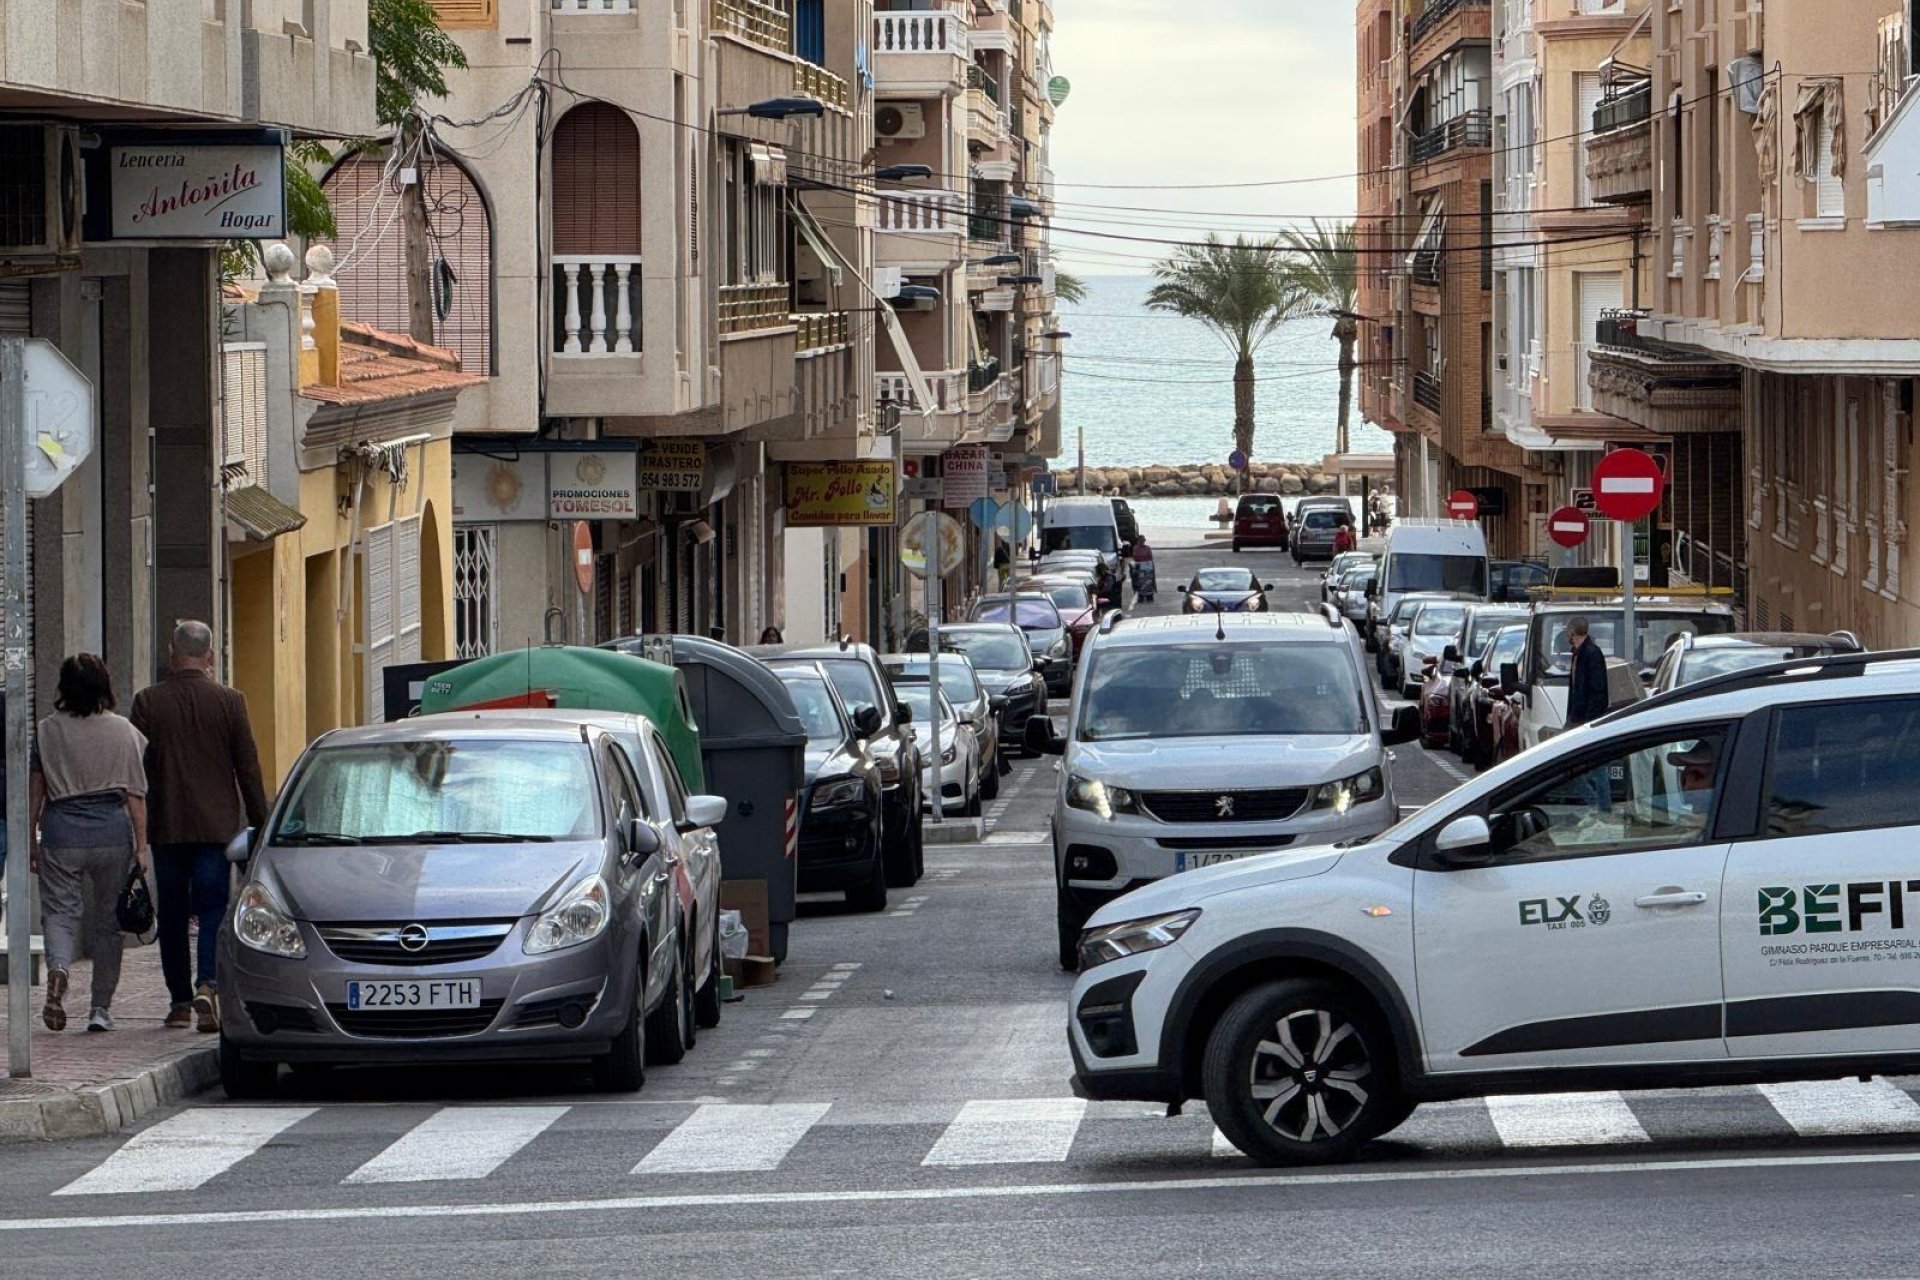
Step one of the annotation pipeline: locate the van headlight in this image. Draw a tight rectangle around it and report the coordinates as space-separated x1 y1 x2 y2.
526 874 611 955
234 881 306 959
1311 767 1386 815
1079 909 1200 971
1066 774 1141 820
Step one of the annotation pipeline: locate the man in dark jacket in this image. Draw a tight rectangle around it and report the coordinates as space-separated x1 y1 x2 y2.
1565 617 1613 811
130 621 270 1033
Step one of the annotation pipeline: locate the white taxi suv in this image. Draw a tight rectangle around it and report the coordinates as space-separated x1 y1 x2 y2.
1068 649 1920 1165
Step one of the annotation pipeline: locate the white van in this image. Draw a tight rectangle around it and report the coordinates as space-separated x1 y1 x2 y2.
1364 519 1488 650
1040 496 1124 569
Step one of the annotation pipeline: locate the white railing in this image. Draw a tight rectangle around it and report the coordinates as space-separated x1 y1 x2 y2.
553 255 641 355
875 9 964 56
877 191 961 233
878 369 965 411
1705 216 1725 281
1033 352 1059 398
1746 212 1766 281
553 0 634 11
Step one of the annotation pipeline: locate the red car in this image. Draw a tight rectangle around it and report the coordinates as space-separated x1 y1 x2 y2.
1230 493 1288 552
1461 625 1528 769
1024 574 1101 657
1416 656 1453 748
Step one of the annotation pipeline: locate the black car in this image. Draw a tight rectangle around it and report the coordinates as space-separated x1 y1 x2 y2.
761 642 924 887
1111 497 1140 549
927 623 1050 754
1490 559 1551 603
1181 567 1272 614
969 593 1073 695
774 666 888 911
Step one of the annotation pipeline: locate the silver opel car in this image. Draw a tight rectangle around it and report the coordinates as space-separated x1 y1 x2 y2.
216 718 727 1097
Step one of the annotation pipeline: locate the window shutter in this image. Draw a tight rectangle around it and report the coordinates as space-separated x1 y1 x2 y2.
394 514 423 666
551 105 643 255
220 343 267 476
1817 110 1845 215
0 281 29 335
430 0 496 29
363 522 396 724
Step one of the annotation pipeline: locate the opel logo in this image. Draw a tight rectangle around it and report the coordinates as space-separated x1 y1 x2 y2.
1215 794 1235 819
398 924 431 953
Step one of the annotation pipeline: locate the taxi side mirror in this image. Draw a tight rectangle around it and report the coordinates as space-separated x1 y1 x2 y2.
1499 662 1523 693
1433 814 1494 867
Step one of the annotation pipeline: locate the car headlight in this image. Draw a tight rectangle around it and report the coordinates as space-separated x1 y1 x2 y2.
1310 767 1386 815
526 874 611 955
941 744 958 764
234 881 306 959
1079 909 1201 971
812 777 866 810
1047 636 1069 658
1066 774 1141 820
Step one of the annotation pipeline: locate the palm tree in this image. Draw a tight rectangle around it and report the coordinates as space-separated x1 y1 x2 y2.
1053 269 1088 306
1279 220 1361 456
1146 236 1305 487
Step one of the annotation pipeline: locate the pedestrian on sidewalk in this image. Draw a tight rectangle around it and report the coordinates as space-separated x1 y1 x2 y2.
29 654 149 1033
130 621 270 1034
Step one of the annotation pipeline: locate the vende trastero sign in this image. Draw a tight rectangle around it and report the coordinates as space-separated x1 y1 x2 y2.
109 144 286 239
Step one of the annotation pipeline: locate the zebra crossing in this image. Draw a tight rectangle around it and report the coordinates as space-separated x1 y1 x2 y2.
38 1079 1920 1199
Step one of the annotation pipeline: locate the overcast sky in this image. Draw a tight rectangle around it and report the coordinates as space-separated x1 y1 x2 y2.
1045 0 1358 275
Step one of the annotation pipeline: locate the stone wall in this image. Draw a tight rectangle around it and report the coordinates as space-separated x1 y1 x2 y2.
1064 461 1396 498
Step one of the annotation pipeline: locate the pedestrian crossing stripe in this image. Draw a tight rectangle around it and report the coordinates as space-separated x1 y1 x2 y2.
48 1083 1920 1196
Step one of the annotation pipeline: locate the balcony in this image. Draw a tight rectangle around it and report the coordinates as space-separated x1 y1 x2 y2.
719 282 791 335
1588 310 1741 437
874 8 970 96
1585 117 1651 205
553 0 634 10
879 369 965 412
876 192 966 269
792 311 851 354
796 62 851 112
967 65 1009 149
1411 109 1491 164
1409 0 1489 60
711 0 790 53
553 256 642 356
1412 371 1443 414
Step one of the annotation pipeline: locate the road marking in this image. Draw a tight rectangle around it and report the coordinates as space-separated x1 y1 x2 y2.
53 1108 317 1196
780 1008 815 1020
633 1104 831 1175
1211 1127 1240 1158
923 1099 1088 1166
797 990 833 1000
1759 1079 1920 1136
21 1151 1920 1231
983 831 1050 845
343 1107 569 1184
1484 1092 1649 1148
830 963 862 972
1425 751 1472 784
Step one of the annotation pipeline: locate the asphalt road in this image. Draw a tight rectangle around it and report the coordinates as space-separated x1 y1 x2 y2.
6 539 1920 1277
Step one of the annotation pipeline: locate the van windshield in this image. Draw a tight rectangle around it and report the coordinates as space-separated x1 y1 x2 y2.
1388 553 1487 596
1042 525 1117 555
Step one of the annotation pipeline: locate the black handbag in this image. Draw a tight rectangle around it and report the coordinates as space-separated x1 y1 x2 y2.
116 864 156 943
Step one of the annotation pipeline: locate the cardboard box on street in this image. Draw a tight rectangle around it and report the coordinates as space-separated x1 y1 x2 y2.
720 880 770 957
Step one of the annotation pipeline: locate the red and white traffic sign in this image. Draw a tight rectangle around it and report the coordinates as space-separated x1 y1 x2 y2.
1446 489 1480 521
1547 506 1591 549
1591 448 1666 523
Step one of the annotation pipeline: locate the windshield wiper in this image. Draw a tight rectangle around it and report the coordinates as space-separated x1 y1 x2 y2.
276 832 364 846
389 830 558 844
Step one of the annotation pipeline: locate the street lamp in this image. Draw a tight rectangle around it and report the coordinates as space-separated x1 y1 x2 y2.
996 274 1045 286
874 163 934 182
717 96 827 120
980 253 1022 267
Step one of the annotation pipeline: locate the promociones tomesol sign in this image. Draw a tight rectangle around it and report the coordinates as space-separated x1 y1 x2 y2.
784 460 898 527
550 451 639 520
109 144 286 239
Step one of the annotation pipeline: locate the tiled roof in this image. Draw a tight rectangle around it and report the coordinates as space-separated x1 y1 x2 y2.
300 321 485 407
224 484 308 542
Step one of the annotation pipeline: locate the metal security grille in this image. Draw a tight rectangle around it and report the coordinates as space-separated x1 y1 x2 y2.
453 524 497 659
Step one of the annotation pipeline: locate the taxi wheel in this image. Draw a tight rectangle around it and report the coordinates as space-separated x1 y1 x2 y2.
593 963 647 1093
1204 979 1400 1167
694 922 724 1030
645 944 691 1066
219 1035 278 1101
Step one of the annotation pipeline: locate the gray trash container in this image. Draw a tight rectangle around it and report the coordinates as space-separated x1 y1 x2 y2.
607 635 807 964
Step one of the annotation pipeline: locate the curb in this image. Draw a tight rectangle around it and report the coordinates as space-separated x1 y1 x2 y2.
924 817 985 844
0 1042 218 1144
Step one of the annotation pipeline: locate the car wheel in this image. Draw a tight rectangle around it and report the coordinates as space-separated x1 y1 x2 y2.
1231 541 1242 554
910 803 927 879
847 833 889 913
593 962 648 1093
694 917 723 1030
1373 1096 1420 1140
963 780 982 817
1057 891 1087 972
219 1035 278 1101
982 760 1001 800
644 943 690 1067
1204 978 1401 1167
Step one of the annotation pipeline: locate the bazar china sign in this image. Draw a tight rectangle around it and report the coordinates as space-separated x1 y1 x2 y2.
109 144 286 239
785 461 898 527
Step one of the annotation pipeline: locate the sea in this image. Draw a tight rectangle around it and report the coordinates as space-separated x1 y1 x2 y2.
1057 274 1397 541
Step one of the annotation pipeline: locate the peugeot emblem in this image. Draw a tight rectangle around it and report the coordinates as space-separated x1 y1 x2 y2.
398 924 431 953
1215 794 1235 819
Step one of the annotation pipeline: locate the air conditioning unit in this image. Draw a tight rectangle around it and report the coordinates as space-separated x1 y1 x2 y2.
875 103 927 141
0 124 83 259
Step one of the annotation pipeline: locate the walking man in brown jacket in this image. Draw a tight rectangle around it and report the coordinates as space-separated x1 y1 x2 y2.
130 621 270 1032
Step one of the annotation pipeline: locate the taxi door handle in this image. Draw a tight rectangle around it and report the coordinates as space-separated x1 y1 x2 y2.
1635 889 1708 908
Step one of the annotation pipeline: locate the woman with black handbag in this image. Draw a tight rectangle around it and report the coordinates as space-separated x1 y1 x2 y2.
28 654 149 1033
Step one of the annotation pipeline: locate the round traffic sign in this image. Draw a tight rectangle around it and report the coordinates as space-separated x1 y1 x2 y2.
900 510 965 579
1228 449 1248 472
1547 506 1591 549
1446 489 1480 521
571 522 594 595
1592 448 1666 523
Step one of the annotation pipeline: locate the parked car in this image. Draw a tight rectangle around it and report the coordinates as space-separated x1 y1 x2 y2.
1231 493 1289 552
761 642 925 888
1025 575 1102 658
775 666 889 912
1041 495 1124 572
1027 610 1419 970
882 651 1002 798
216 717 731 1098
970 592 1073 694
897 682 981 817
1332 565 1379 625
1375 592 1468 692
1182 567 1273 614
1460 623 1527 767
1647 630 1863 694
1320 551 1375 602
1398 599 1474 699
1289 507 1351 565
1490 559 1551 603
934 622 1050 754
1436 606 1528 753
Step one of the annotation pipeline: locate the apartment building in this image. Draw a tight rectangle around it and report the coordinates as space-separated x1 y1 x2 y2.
0 0 375 705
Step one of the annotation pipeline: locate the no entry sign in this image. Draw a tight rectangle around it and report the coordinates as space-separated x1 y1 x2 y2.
1592 449 1666 523
1446 489 1480 520
1547 506 1591 549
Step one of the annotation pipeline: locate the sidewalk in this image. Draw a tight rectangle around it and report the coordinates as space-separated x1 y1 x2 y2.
0 939 217 1142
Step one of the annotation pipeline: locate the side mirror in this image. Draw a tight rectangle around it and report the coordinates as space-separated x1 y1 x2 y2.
853 704 883 737
1499 662 1523 692
1443 644 1461 665
1263 582 1276 591
1024 716 1065 756
225 827 256 865
624 817 662 862
894 701 914 726
988 694 1009 712
1433 814 1493 866
1382 704 1421 745
1468 659 1484 679
682 794 729 831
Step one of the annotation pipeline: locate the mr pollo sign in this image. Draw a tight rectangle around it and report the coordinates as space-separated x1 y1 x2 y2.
109 143 286 239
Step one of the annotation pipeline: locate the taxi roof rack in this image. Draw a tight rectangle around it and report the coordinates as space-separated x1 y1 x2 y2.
1597 647 1920 726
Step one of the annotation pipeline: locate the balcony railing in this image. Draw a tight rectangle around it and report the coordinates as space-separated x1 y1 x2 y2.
1594 308 1698 360
553 255 641 355
792 310 851 353
1592 81 1652 135
718 282 790 335
712 0 790 54
968 358 1002 393
1413 370 1443 413
1411 109 1492 163
878 191 962 233
1410 0 1488 49
553 0 634 11
878 369 966 411
796 61 850 112
967 63 1002 103
874 9 963 56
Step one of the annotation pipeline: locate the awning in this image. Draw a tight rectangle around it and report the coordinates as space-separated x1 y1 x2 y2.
1406 201 1445 272
224 485 308 542
1007 197 1043 219
792 197 843 285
